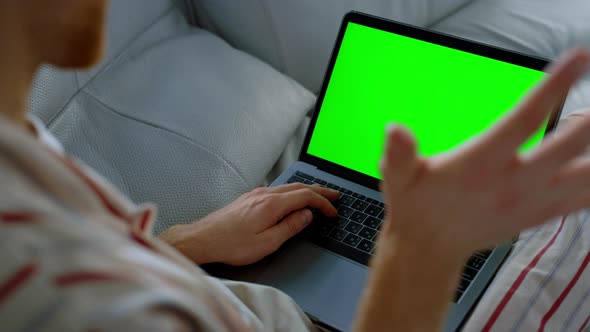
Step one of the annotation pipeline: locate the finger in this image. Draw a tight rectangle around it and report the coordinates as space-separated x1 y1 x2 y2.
269 183 340 201
556 112 589 131
552 157 590 194
260 209 314 248
522 109 590 177
273 188 338 219
557 190 590 215
379 123 419 192
476 49 590 161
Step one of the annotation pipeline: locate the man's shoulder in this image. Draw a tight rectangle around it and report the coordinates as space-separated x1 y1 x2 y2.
0 116 62 208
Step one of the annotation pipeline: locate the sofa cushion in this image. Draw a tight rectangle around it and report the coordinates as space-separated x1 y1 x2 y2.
31 6 315 234
432 0 590 115
432 0 590 61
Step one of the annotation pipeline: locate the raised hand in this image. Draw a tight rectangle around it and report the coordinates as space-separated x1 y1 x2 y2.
379 49 590 257
355 49 590 332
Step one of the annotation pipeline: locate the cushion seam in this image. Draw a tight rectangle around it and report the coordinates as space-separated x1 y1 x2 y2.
77 90 249 188
259 0 287 72
46 5 177 127
426 0 478 29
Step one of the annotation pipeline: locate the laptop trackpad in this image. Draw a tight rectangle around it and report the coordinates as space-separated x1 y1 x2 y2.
256 239 369 331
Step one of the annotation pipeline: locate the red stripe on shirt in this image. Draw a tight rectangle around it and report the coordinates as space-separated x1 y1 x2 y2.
0 212 34 223
0 263 38 305
482 215 567 332
139 209 151 232
54 271 127 287
579 313 590 332
51 152 131 224
539 251 590 331
130 232 156 251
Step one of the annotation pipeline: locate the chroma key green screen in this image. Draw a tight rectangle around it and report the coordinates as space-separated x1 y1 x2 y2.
306 22 547 180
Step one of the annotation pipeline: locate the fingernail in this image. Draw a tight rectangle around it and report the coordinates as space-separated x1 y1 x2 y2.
386 123 399 134
301 209 313 224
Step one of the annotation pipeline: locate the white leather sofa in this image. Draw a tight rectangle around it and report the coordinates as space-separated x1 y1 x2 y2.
28 0 590 234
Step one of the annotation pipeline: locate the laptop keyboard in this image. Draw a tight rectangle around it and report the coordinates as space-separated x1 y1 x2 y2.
286 171 493 302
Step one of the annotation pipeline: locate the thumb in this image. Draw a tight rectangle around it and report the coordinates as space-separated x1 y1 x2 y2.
380 123 419 192
263 209 313 246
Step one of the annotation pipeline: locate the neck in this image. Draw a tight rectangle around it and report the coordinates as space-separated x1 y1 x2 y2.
0 20 39 128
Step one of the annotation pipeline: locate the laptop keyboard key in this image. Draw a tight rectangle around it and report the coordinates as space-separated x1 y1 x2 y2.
344 221 363 234
343 234 362 247
341 189 353 196
339 195 356 206
351 200 369 211
295 172 314 181
457 277 471 293
287 175 304 184
467 256 486 270
475 249 493 259
359 227 377 240
363 217 381 229
327 183 340 190
329 229 348 241
335 218 349 229
377 210 385 220
364 205 382 217
350 211 368 223
357 239 375 253
352 192 366 200
318 224 334 237
338 206 354 218
313 178 327 186
462 266 478 281
365 197 380 205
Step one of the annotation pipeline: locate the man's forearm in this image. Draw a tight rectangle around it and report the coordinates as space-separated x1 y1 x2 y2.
353 234 465 332
159 223 215 265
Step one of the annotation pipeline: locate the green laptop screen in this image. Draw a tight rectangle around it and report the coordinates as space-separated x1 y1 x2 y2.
306 22 547 180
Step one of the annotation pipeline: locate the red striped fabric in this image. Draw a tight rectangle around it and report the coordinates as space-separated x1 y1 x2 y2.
539 251 590 331
482 216 567 331
54 271 127 287
51 152 132 224
579 313 590 332
130 232 156 251
0 212 34 223
139 210 152 232
0 263 38 305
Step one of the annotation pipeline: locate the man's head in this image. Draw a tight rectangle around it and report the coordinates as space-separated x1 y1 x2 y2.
1 0 108 69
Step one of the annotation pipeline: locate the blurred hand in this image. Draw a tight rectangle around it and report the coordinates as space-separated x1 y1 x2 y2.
354 49 590 332
377 49 590 258
161 183 339 266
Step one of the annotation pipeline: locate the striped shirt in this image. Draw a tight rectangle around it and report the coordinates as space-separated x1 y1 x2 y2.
0 115 316 332
464 114 590 332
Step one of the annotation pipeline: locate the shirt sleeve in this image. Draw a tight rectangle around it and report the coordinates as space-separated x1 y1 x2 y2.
0 208 238 332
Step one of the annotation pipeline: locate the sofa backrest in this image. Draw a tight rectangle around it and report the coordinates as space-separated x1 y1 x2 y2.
190 0 474 93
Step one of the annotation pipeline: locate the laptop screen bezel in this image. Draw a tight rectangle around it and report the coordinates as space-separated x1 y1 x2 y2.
299 11 560 191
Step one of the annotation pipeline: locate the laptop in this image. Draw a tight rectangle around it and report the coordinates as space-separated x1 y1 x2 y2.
229 11 563 331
